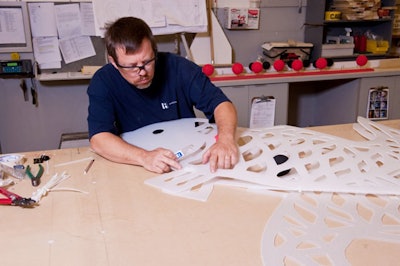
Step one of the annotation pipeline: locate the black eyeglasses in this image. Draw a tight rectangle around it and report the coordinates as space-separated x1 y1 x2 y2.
115 57 156 74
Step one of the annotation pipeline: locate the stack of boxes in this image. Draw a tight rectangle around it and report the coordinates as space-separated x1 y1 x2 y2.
322 0 392 56
329 0 381 20
391 1 400 54
393 1 400 35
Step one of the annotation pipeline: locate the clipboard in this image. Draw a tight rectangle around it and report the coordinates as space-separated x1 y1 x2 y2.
249 96 276 128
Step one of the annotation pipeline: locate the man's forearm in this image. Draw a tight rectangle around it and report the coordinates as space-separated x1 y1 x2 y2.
90 132 182 173
214 101 238 141
90 132 146 166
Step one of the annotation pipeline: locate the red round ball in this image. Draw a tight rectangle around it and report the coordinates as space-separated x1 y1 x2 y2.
232 62 244 75
291 59 303 71
356 55 368 66
315 58 328 69
250 61 263 73
273 59 285 72
202 64 214 76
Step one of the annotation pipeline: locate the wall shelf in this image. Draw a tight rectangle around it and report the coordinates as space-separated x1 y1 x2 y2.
304 0 397 61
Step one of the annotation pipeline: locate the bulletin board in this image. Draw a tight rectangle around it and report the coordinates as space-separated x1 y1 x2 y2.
40 36 106 73
26 1 107 74
1 1 208 74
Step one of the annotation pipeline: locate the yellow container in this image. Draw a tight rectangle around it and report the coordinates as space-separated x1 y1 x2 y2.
325 11 341 20
366 40 389 54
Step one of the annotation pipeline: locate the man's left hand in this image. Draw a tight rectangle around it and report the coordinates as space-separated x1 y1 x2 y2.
202 140 239 173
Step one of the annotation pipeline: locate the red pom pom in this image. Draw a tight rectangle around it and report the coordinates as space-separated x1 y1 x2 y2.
356 55 368 66
273 59 285 72
315 58 327 69
250 61 263 73
202 64 214 76
291 59 303 71
232 62 244 75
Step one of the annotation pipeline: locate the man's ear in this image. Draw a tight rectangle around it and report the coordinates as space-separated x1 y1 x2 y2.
108 55 118 69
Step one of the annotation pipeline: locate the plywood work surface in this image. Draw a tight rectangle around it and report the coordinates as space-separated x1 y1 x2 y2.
0 120 399 266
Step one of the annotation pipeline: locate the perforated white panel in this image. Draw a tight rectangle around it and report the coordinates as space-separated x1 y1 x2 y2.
123 117 400 265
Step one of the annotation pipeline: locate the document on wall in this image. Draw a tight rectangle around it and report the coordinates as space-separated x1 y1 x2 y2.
80 2 96 36
28 3 58 37
0 6 26 44
55 3 82 39
249 96 276 128
92 0 207 36
366 87 389 120
32 36 62 69
157 0 206 26
59 36 95 64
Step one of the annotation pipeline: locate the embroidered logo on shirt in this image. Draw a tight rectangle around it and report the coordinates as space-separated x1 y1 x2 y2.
161 101 177 110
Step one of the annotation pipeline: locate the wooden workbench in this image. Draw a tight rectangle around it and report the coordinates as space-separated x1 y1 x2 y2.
1 120 400 266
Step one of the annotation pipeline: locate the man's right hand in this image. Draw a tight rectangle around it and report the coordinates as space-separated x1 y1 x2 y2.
90 132 182 174
142 148 182 174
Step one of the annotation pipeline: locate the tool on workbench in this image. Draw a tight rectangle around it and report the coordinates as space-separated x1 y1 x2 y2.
33 154 50 164
0 154 26 179
0 163 25 180
0 187 36 208
0 175 14 187
31 172 71 203
25 164 44 186
175 144 197 161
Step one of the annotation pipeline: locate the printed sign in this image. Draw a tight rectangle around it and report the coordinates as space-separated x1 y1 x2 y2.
367 87 388 120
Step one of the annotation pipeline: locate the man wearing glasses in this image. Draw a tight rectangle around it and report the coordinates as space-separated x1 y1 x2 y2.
87 17 239 174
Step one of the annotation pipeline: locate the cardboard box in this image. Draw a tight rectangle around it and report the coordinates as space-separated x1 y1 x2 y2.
321 43 355 57
330 0 380 20
261 41 313 64
224 7 260 29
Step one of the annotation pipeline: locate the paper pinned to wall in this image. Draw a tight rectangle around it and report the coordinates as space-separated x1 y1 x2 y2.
55 3 82 39
92 0 207 36
0 6 27 44
80 2 96 36
59 36 96 64
28 2 98 68
366 86 389 120
28 3 58 37
32 36 62 65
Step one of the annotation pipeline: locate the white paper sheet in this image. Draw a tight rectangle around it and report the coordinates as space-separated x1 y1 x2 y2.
249 97 276 128
32 36 62 65
55 3 82 39
80 2 96 36
92 0 207 36
28 3 57 37
0 7 26 44
59 36 95 64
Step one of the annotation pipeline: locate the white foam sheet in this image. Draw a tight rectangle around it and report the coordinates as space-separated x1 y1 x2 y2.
121 118 217 167
124 117 400 201
261 191 400 266
123 117 400 265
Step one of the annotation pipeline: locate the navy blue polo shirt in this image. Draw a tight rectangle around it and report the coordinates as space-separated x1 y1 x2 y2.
87 52 230 138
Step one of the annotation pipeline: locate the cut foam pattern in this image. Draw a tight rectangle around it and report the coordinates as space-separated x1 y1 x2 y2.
123 117 400 200
122 117 400 265
261 191 400 266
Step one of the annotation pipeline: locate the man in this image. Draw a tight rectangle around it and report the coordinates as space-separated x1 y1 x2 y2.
87 17 238 174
